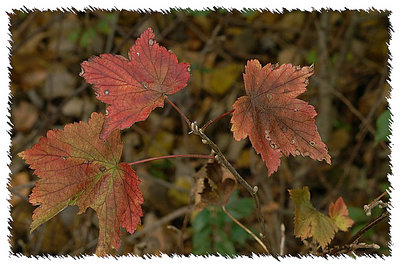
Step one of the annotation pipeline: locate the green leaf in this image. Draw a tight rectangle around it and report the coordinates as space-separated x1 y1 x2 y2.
214 230 236 256
305 50 317 65
231 224 250 245
193 208 211 232
193 209 212 255
311 212 338 248
375 109 391 144
226 191 254 220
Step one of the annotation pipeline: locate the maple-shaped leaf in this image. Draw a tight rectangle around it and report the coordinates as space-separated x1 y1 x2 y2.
81 27 191 140
329 197 354 232
231 60 331 176
19 112 143 256
289 187 337 248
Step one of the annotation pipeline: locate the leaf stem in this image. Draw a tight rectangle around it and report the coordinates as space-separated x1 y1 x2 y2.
165 97 191 127
201 109 234 131
222 205 269 254
128 154 214 166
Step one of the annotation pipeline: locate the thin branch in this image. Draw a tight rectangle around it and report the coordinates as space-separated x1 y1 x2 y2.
162 98 277 258
197 125 276 258
326 210 389 255
128 154 214 166
222 205 269 254
350 210 389 244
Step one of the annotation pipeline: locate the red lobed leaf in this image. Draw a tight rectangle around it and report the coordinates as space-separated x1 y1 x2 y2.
231 60 331 176
329 197 354 232
81 27 191 140
19 112 143 256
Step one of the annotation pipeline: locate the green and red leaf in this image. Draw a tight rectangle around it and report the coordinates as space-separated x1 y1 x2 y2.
329 197 354 232
289 187 337 248
231 60 331 176
19 112 143 256
81 27 191 140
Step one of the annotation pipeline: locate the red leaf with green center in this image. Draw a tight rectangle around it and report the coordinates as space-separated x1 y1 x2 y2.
19 112 143 256
289 187 337 248
81 27 191 140
329 197 354 232
231 60 331 176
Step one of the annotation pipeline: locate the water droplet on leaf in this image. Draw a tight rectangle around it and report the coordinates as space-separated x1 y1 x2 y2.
99 166 106 172
269 141 279 149
148 39 154 46
271 63 279 70
266 94 272 102
309 141 315 146
187 66 191 72
290 139 296 145
265 130 271 140
294 108 299 112
141 81 148 89
104 90 110 95
295 150 301 156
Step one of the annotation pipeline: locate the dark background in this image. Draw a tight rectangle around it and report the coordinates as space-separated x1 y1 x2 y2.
8 9 391 256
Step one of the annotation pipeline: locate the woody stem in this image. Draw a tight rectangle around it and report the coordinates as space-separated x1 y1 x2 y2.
166 97 277 258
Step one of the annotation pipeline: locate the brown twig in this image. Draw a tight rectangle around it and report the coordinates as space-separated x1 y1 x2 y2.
222 205 269 254
11 13 64 54
279 224 286 256
351 210 389 244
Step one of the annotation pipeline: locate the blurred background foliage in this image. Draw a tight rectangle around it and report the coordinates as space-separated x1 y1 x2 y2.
8 9 390 256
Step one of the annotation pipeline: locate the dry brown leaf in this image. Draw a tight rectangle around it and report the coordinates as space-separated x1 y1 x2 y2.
194 161 237 210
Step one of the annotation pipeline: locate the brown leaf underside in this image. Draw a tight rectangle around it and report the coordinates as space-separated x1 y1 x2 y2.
194 161 237 210
19 112 143 256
